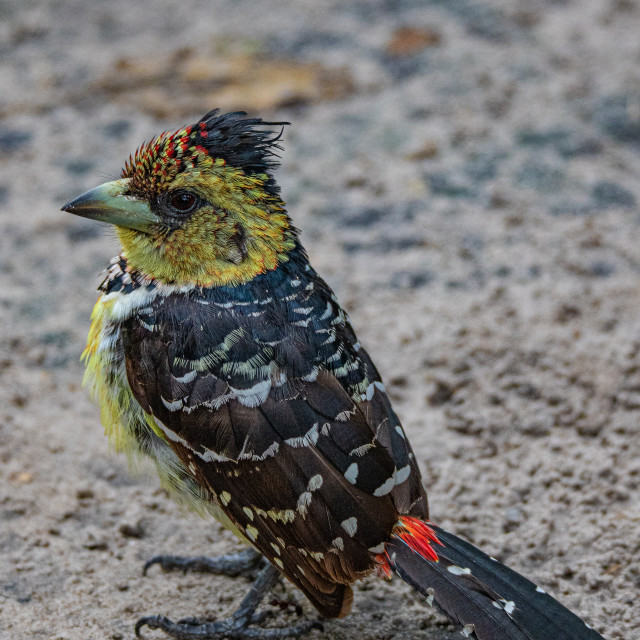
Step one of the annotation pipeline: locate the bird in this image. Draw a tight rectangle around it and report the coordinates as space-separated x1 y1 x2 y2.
63 109 605 640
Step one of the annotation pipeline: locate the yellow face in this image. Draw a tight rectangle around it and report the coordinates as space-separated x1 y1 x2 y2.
63 114 296 287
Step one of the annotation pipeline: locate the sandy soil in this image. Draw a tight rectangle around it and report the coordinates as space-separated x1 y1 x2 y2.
1 1 639 638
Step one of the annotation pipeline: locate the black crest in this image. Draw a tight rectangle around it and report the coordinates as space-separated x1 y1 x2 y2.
194 110 289 194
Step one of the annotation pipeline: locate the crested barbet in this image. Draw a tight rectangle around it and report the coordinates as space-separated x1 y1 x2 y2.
63 110 605 640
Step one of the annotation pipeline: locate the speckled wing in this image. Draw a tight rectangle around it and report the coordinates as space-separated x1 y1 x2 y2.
120 260 428 617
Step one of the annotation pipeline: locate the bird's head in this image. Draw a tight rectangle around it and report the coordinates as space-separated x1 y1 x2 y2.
63 110 296 287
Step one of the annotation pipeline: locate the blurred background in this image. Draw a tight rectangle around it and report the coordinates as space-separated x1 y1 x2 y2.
1 1 639 638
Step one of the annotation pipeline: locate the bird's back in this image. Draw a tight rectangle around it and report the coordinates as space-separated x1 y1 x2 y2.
87 246 428 617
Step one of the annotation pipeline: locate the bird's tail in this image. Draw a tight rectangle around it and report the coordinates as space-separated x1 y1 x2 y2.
378 517 604 640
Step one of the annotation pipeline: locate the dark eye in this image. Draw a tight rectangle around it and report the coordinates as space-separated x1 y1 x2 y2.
168 191 199 214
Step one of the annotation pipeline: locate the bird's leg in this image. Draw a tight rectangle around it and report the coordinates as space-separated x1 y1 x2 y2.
136 563 323 640
144 547 264 578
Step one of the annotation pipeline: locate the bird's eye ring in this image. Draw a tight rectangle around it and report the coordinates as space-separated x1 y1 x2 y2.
168 191 199 214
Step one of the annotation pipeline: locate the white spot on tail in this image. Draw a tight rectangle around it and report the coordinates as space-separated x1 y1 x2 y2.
447 565 472 576
332 537 344 551
395 465 411 485
344 463 359 484
536 585 546 594
373 471 396 497
341 517 358 537
245 525 259 541
296 491 312 516
501 600 516 615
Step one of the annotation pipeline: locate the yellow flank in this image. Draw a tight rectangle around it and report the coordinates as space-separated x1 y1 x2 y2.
117 159 296 287
82 296 162 457
83 295 245 539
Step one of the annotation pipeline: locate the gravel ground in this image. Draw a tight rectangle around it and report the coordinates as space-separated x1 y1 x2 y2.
1 1 639 639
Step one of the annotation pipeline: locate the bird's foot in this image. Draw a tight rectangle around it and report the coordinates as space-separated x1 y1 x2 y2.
143 547 264 578
135 614 322 639
136 563 322 640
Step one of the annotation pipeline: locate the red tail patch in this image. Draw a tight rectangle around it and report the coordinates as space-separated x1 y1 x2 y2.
376 517 442 578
